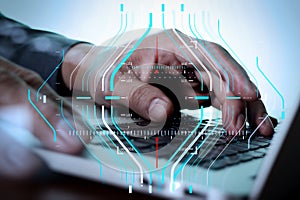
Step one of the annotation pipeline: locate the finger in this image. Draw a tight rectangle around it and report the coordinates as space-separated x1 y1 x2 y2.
204 42 260 100
113 77 174 122
171 31 259 101
27 86 89 153
0 61 90 154
247 100 277 136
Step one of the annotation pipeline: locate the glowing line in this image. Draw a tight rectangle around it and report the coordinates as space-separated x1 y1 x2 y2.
85 105 127 171
172 27 213 91
101 105 144 184
190 13 224 92
110 13 153 91
226 96 241 100
76 96 92 100
28 89 56 142
247 115 269 149
181 4 184 12
202 11 216 41
88 13 128 92
93 105 118 148
100 40 131 92
105 96 120 100
206 117 246 186
60 100 103 175
192 13 229 92
218 19 259 96
162 12 205 91
170 107 209 190
194 96 210 100
161 106 203 184
111 106 153 169
36 51 64 101
192 120 221 183
69 46 96 90
256 57 285 119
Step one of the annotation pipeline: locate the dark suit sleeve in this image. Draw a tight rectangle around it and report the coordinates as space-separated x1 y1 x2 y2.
0 12 85 95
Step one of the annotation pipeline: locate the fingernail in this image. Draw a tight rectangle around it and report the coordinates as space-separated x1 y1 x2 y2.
236 114 245 131
149 98 168 122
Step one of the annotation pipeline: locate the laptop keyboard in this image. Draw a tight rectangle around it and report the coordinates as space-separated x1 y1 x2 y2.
93 115 274 170
183 132 271 170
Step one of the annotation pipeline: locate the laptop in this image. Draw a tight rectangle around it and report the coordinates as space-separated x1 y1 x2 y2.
28 77 299 200
23 28 298 199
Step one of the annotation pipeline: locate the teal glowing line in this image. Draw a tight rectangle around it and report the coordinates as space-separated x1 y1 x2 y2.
105 96 120 100
99 164 102 178
120 3 124 12
161 12 204 91
218 19 259 96
162 106 203 183
192 13 232 92
206 12 216 41
189 185 193 194
60 100 103 173
84 12 127 92
76 96 92 100
150 172 153 185
256 57 285 119
93 105 118 148
111 106 153 169
28 89 56 142
202 11 216 42
80 105 93 131
110 13 153 91
85 105 129 171
174 111 211 180
93 105 131 171
194 96 210 100
86 106 116 152
192 119 221 183
161 4 165 12
174 134 208 180
226 96 241 100
132 171 134 184
36 51 64 101
181 4 184 12
60 100 74 131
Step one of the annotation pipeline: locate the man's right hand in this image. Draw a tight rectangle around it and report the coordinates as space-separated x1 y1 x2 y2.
62 29 277 137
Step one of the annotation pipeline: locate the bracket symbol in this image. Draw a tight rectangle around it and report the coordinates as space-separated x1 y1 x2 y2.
190 40 198 49
190 146 199 155
117 146 124 155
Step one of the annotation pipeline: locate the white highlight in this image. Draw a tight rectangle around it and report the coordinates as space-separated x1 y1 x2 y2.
101 105 143 184
172 29 213 91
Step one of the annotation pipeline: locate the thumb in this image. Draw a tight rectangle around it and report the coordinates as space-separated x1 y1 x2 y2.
112 78 174 122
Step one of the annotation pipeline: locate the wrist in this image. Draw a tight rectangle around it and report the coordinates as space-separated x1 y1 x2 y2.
61 43 95 90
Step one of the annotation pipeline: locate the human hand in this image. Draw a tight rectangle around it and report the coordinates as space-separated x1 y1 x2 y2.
0 57 89 179
62 29 277 137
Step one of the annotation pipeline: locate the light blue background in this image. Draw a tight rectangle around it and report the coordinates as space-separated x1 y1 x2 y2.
1 0 299 119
